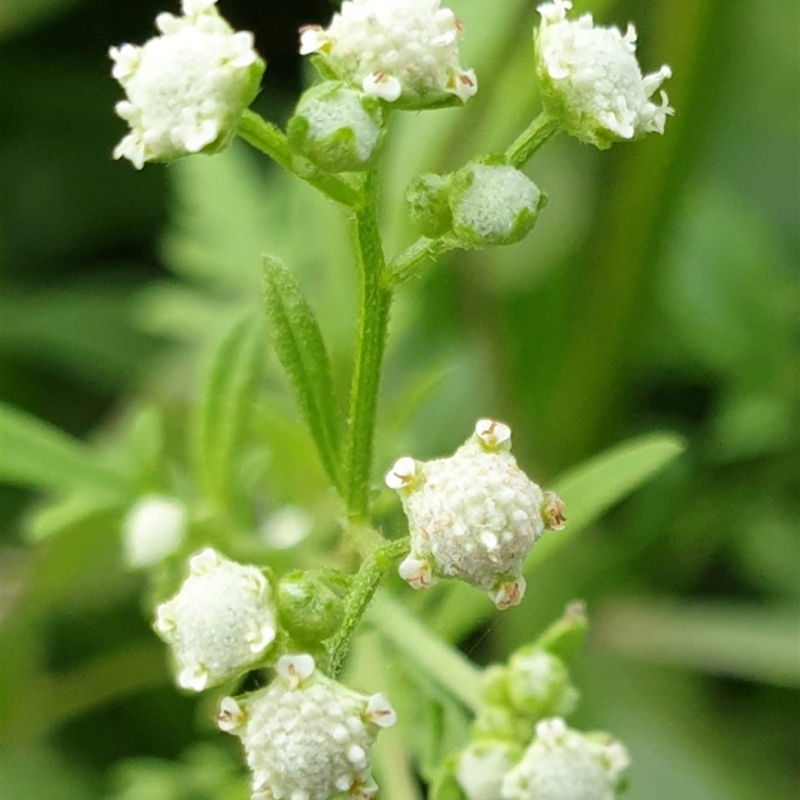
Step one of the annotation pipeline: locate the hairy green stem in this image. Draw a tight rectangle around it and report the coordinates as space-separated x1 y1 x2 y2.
237 110 361 206
505 111 561 168
369 592 483 711
343 170 393 519
385 234 462 289
325 537 410 677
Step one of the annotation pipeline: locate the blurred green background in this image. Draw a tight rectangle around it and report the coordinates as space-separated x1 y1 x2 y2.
1 0 798 798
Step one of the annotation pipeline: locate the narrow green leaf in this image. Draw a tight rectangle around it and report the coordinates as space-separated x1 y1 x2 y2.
262 256 342 492
431 433 687 640
0 403 129 495
194 314 263 510
25 492 124 542
594 600 800 687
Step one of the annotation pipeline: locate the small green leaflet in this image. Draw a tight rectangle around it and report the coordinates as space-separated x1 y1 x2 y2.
261 256 342 492
193 314 263 511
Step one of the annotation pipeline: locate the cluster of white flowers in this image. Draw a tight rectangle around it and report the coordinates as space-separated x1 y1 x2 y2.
154 548 278 691
122 495 187 568
502 718 629 800
386 419 564 609
110 0 264 168
299 0 477 107
217 654 396 800
535 0 672 148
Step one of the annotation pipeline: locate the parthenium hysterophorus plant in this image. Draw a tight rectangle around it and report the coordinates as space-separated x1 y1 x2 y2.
105 1 673 797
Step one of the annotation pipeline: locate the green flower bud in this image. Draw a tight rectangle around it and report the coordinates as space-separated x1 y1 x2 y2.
287 81 384 173
406 173 454 238
507 648 578 719
450 162 545 246
471 705 519 742
533 600 589 659
278 569 348 647
480 664 511 708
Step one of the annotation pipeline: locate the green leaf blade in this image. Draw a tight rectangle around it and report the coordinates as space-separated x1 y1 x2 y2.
193 314 263 511
0 403 129 496
261 256 343 493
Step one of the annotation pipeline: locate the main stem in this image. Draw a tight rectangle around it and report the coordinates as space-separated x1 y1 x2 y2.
344 170 393 520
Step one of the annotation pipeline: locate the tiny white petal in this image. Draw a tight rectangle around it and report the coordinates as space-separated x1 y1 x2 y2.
398 556 435 590
362 72 402 102
491 577 526 610
277 654 316 688
385 456 417 489
366 693 397 728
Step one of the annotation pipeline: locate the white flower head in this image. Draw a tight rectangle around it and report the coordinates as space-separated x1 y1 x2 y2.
299 0 477 109
154 548 278 691
387 420 561 609
218 654 395 800
456 740 521 800
109 0 264 168
535 0 673 149
502 717 630 800
122 495 187 568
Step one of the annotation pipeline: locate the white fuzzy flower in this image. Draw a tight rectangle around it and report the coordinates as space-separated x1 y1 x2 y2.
109 0 264 168
535 0 672 149
502 718 630 800
217 654 396 800
457 740 521 800
122 495 187 568
299 0 477 109
154 548 277 691
386 420 563 609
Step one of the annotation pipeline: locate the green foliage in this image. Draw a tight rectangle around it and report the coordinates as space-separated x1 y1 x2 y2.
261 256 343 491
0 403 129 496
193 314 263 511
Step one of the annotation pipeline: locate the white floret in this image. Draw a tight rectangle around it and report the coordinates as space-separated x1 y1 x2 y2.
218 655 395 800
387 420 553 608
501 717 630 800
535 0 672 148
154 548 277 691
122 495 187 568
109 0 264 168
299 0 477 107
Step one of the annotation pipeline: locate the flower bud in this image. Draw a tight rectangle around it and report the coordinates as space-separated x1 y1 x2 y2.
406 173 454 238
217 654 395 800
288 82 384 173
278 569 348 648
109 0 265 169
299 0 477 110
154 548 278 691
456 740 521 800
534 0 673 149
502 718 629 800
507 648 578 720
450 162 545 247
386 419 561 609
122 495 187 569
